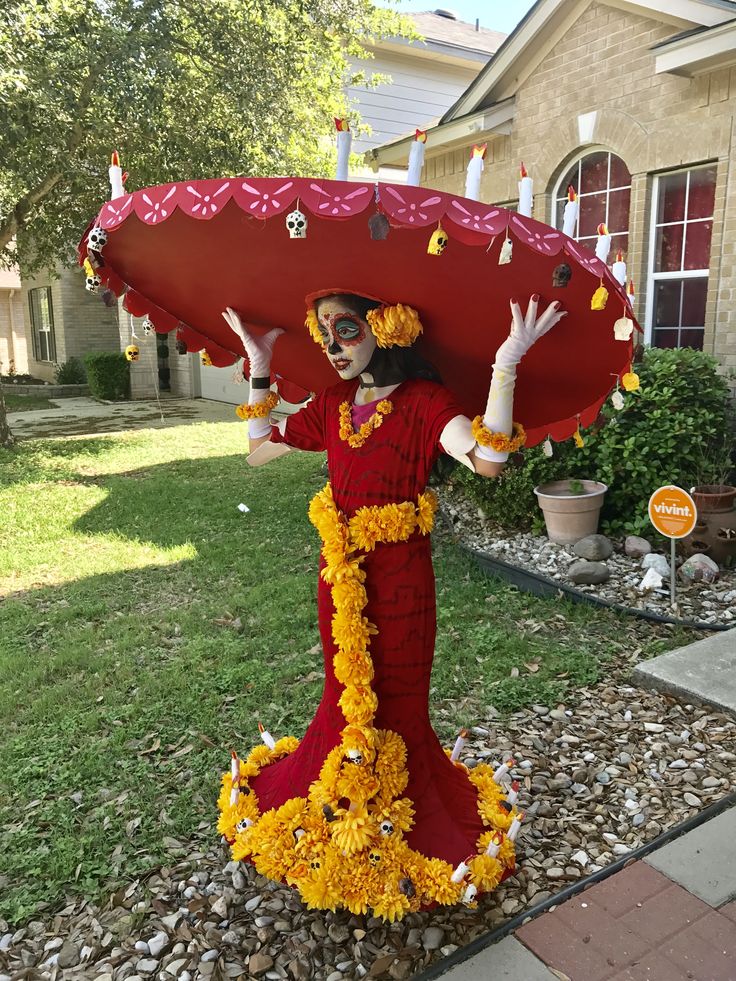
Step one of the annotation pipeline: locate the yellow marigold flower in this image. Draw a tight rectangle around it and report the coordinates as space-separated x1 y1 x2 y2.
374 730 409 799
478 798 513 830
273 736 299 757
373 891 410 923
469 854 503 892
331 580 368 618
254 844 292 881
416 489 437 535
336 766 380 805
299 874 340 911
305 307 324 346
341 724 376 756
247 745 273 768
275 797 308 829
498 837 516 869
339 685 378 726
419 857 463 906
232 831 256 862
332 611 377 653
385 796 414 833
366 303 423 349
331 806 373 854
334 648 374 686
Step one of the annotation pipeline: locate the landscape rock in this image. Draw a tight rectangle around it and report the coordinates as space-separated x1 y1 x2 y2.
56 942 80 969
573 534 613 561
568 560 610 585
421 927 444 950
680 553 719 584
642 553 670 578
639 568 663 593
625 535 652 558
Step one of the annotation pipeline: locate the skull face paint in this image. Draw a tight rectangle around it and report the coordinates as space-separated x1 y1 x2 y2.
316 297 377 380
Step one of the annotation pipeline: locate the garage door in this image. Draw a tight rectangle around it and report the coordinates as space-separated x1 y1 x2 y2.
198 361 249 404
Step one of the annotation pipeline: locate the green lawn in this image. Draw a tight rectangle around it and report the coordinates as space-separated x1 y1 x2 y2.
0 424 692 924
4 391 55 412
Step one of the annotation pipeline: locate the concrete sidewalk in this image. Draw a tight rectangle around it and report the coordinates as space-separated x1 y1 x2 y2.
7 396 238 439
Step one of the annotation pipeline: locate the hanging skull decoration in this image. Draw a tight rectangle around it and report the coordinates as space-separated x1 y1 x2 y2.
427 224 448 256
125 344 140 362
552 263 572 288
368 212 390 241
142 316 154 335
379 819 394 836
86 272 102 293
200 350 213 367
88 226 108 251
286 208 307 239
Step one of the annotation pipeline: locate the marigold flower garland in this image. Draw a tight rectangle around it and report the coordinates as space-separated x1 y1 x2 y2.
339 399 393 448
217 483 519 920
305 303 423 350
235 391 279 420
471 417 527 454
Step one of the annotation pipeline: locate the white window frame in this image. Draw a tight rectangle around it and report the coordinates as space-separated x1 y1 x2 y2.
645 164 715 347
550 147 632 250
28 287 56 364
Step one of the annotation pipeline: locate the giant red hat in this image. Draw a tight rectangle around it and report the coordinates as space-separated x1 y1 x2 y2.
79 176 637 446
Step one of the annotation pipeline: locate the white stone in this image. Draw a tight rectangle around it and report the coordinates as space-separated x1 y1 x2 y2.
147 932 169 958
642 553 670 578
639 567 663 592
571 850 589 866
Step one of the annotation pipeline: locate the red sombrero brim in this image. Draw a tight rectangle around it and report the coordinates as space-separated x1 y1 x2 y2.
79 177 637 446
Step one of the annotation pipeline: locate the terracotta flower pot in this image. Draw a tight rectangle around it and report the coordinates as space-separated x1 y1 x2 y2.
534 479 608 545
690 484 736 513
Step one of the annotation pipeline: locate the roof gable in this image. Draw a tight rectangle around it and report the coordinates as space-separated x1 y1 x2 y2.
442 0 736 122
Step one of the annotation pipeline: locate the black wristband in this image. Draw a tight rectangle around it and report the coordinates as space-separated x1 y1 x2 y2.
250 376 271 389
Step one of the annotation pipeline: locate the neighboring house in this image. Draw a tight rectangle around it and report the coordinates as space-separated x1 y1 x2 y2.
370 0 736 388
0 267 26 376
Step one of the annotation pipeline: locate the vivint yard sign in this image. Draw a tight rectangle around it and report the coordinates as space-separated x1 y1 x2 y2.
648 485 698 605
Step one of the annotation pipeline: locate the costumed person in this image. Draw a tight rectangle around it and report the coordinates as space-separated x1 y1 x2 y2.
216 291 565 920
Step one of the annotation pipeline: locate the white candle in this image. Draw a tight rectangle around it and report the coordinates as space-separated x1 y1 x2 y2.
595 223 611 263
562 185 579 237
109 150 125 200
450 728 468 763
627 278 636 308
493 757 515 782
462 884 478 905
335 118 352 181
465 144 486 201
485 831 503 857
407 129 427 187
518 162 533 218
451 856 472 883
507 780 520 806
230 751 240 806
507 811 525 842
258 722 276 750
612 251 627 286
612 389 625 410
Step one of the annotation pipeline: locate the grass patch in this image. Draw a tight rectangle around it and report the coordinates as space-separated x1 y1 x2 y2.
4 391 55 412
0 424 693 924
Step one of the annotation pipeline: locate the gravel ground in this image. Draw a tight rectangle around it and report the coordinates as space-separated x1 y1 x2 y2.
2 688 735 981
439 481 736 627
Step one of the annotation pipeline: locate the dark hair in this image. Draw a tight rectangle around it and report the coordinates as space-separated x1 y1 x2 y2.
315 293 442 384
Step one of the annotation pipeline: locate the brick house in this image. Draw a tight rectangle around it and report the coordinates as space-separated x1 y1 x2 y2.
370 0 736 389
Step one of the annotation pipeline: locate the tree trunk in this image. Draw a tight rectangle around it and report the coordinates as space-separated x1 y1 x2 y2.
0 380 15 448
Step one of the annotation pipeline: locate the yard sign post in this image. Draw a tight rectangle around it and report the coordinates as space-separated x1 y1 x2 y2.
648 485 698 606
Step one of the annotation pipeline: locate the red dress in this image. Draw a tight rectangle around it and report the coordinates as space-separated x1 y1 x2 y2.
252 377 488 864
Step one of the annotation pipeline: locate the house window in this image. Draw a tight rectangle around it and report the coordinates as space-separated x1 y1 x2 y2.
28 287 56 363
647 165 716 350
554 151 632 256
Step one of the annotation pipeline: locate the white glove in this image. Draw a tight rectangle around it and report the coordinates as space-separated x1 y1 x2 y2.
222 307 284 439
222 307 283 379
477 296 566 462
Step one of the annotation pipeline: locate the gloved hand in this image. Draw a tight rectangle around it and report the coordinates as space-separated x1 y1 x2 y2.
222 307 284 379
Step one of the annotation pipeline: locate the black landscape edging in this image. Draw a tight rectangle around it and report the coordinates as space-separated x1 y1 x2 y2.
417 794 736 980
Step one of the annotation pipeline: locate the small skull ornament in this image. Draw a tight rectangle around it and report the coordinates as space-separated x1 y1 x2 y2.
236 818 251 833
427 224 448 256
200 350 213 367
286 208 307 239
85 273 102 293
125 344 140 362
368 849 381 866
88 226 108 251
552 263 572 288
346 748 363 765
142 317 154 335
379 819 394 836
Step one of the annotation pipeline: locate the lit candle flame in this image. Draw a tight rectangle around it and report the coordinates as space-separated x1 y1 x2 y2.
334 117 350 132
597 222 609 236
567 185 577 202
471 143 487 159
258 722 276 750
415 129 427 143
111 150 120 166
520 161 528 178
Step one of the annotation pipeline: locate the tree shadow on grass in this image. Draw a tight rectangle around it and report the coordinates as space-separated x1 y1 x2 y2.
0 436 122 488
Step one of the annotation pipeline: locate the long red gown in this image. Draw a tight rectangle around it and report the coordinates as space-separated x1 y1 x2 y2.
251 376 487 865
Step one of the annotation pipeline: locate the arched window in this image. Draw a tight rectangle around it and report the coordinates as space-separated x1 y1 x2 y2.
554 151 632 256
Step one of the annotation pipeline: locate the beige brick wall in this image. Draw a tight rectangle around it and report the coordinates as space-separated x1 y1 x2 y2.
0 290 29 375
423 1 736 385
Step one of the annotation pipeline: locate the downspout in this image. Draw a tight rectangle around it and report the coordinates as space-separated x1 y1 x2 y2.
7 289 16 370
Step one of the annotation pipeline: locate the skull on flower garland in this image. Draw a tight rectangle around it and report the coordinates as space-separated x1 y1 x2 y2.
286 208 308 239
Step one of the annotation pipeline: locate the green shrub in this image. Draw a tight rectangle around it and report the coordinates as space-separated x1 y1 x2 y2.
446 347 733 537
54 357 86 385
83 352 130 401
575 347 733 535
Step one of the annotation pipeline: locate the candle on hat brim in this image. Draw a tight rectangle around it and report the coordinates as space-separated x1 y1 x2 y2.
465 143 486 201
258 722 276 750
595 223 611 263
493 757 515 782
407 129 427 187
518 161 533 218
450 728 469 763
462 883 478 905
612 251 627 286
507 780 520 805
562 185 579 237
627 278 636 308
109 150 125 200
507 811 525 842
451 854 474 883
485 830 504 857
335 118 352 181
230 750 240 806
